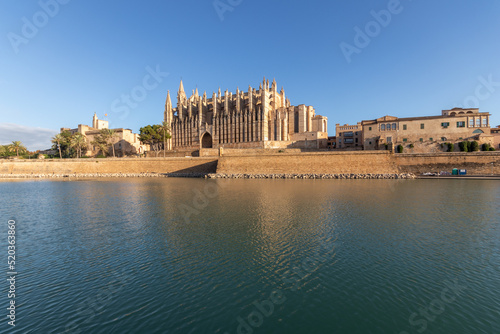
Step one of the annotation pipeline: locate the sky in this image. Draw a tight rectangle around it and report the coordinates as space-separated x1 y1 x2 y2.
1 0 500 150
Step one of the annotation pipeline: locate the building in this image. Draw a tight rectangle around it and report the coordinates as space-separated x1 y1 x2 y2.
164 78 328 151
491 125 500 150
362 108 492 151
327 136 336 150
335 122 362 150
61 114 147 157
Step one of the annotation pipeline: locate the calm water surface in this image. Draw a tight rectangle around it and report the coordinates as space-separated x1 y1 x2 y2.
0 178 498 334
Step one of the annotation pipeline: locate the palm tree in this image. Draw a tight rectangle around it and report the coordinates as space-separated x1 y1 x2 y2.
8 141 27 157
71 133 87 158
159 121 171 158
51 134 64 159
100 129 118 157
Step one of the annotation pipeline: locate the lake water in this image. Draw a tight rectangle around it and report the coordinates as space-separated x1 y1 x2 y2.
0 178 498 334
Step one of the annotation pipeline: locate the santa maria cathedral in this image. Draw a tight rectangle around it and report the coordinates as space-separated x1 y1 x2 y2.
164 77 328 150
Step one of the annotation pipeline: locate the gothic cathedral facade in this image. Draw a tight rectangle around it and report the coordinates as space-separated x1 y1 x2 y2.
164 78 328 150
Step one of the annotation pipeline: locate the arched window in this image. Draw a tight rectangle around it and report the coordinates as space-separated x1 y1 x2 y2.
392 123 396 130
381 124 386 131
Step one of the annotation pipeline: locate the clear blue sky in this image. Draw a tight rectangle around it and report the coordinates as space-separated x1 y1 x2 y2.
1 0 500 150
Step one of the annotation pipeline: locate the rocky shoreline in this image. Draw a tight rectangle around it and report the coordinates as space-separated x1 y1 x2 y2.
0 172 416 179
205 173 416 179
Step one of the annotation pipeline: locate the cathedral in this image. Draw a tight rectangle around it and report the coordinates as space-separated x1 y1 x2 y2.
164 78 328 150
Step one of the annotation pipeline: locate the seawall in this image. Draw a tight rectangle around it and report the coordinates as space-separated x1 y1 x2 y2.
0 158 218 175
0 152 498 177
395 152 500 175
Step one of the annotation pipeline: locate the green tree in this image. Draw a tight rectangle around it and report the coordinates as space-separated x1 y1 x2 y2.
447 142 454 152
139 125 163 157
91 135 108 156
51 134 64 159
0 145 5 157
159 121 172 158
459 141 468 152
101 129 118 157
71 133 87 158
470 141 479 152
91 129 117 157
396 144 403 153
8 141 27 157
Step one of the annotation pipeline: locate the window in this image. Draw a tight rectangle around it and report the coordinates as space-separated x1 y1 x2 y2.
369 141 372 145
381 124 385 131
441 137 447 141
469 119 474 127
344 131 354 137
476 118 480 127
344 138 354 144
441 122 450 127
392 123 397 130
387 136 392 143
369 127 372 131
419 138 423 142
420 124 425 129
403 124 407 130
457 121 465 128
429 138 433 142
482 118 487 127
355 138 358 143
403 138 407 142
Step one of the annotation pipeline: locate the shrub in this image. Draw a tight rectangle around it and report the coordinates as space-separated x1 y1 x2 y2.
96 154 106 158
482 143 489 151
396 145 404 153
409 144 414 149
384 143 388 150
447 143 454 152
470 141 479 152
459 141 468 152
489 147 496 151
466 141 472 152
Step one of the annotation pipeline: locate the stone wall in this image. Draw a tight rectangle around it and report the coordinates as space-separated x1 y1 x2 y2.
216 151 397 174
395 152 500 175
0 158 218 175
1 152 498 176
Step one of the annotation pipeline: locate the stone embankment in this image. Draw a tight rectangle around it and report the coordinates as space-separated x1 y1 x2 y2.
205 173 416 179
0 173 208 179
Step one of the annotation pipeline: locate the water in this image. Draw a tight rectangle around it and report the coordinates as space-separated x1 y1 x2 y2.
0 178 498 334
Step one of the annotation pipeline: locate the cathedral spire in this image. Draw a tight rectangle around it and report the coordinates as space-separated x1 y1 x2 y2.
166 90 172 108
179 80 185 93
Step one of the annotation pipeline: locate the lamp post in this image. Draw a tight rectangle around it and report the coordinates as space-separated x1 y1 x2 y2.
491 162 494 176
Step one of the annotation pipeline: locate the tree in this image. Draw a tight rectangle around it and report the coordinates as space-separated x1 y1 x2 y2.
71 133 87 158
159 121 172 157
91 134 108 157
459 141 468 152
51 131 74 158
470 141 479 152
52 134 64 159
101 129 118 157
91 129 117 157
0 145 5 157
447 142 454 152
139 125 163 157
396 144 403 153
8 141 27 157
